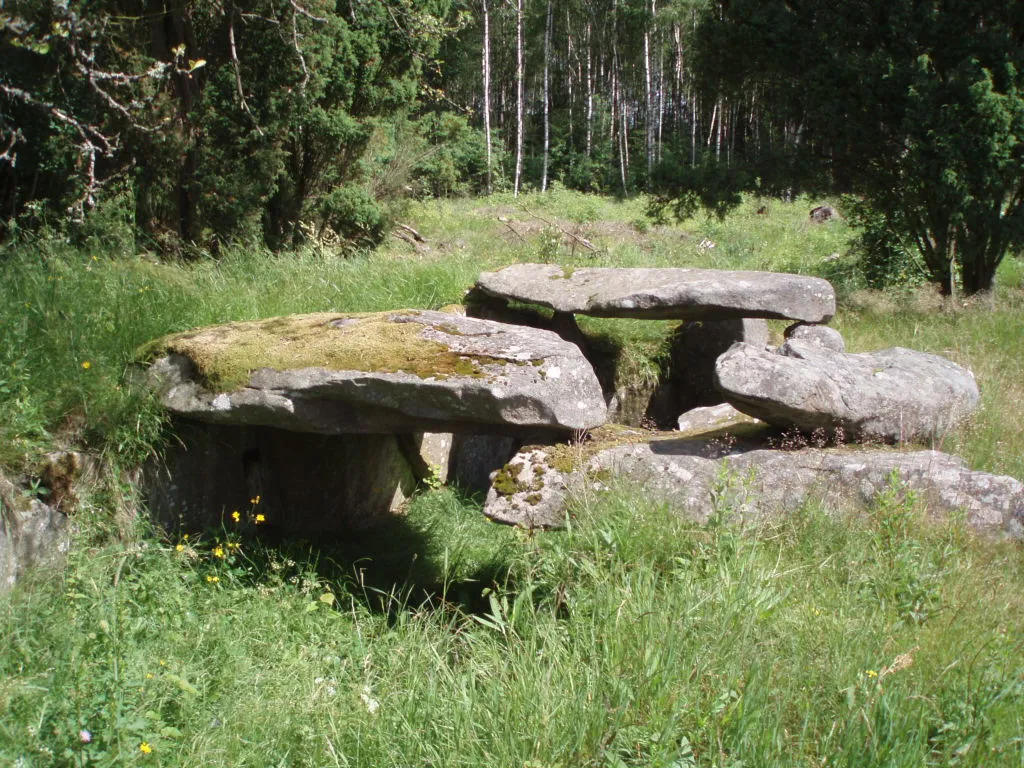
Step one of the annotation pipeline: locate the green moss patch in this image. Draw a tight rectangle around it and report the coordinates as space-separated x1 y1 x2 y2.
140 311 513 391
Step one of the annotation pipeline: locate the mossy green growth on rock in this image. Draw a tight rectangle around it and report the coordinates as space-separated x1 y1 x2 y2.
139 311 513 392
540 424 666 474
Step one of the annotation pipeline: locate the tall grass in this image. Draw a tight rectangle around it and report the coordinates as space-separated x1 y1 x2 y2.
1 189 1023 764
2 484 1022 765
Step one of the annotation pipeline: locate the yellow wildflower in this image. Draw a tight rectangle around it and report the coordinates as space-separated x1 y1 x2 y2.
145 673 154 679
250 495 261 505
255 513 266 524
865 669 878 678
139 742 153 754
231 510 241 523
205 575 219 583
81 361 91 370
212 546 225 558
175 544 185 552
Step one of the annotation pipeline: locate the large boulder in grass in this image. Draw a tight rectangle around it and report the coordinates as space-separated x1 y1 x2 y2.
475 264 836 322
715 340 980 443
484 437 1024 538
143 310 607 435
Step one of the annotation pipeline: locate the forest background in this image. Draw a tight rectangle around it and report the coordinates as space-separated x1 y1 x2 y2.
3 3 1024 764
2 0 1022 294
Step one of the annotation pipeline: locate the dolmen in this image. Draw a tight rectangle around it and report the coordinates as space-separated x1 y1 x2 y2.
142 310 607 534
139 263 1011 542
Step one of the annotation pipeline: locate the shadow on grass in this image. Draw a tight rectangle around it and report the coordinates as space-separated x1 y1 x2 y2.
226 484 525 623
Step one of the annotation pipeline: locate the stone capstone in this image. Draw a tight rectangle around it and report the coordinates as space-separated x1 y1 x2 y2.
144 309 607 435
484 439 1024 538
715 340 980 442
475 264 836 322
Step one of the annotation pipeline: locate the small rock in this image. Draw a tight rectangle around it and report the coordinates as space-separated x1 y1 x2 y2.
784 322 845 353
677 404 760 434
484 449 571 528
810 205 839 223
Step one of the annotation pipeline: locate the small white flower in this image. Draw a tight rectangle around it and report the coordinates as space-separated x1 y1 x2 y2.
360 686 380 715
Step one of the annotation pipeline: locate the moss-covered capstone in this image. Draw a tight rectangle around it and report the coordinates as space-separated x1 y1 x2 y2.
143 309 607 434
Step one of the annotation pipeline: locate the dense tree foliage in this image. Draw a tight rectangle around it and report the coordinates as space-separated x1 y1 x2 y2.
3 0 1021 292
1 0 461 252
691 0 1024 294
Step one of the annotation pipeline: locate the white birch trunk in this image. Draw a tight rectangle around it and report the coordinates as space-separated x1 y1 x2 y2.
482 0 493 194
585 20 593 158
541 0 553 192
513 0 524 197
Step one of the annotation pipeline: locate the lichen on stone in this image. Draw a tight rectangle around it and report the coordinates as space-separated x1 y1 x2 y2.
138 311 517 392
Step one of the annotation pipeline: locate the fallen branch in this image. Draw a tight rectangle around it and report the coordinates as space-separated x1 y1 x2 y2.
396 223 426 243
520 206 597 252
499 218 526 242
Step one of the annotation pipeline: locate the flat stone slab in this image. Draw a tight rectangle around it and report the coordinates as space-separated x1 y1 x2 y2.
484 439 1024 539
476 264 836 322
715 341 980 443
143 310 607 434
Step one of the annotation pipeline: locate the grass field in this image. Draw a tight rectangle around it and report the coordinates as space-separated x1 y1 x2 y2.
1 191 1022 765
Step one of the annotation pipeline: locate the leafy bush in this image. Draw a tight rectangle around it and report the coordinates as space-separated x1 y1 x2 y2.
316 185 387 249
845 197 927 289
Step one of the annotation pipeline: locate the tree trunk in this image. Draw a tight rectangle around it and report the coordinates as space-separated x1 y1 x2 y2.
541 0 553 192
644 0 656 189
482 0 493 194
585 20 593 158
139 0 202 252
513 0 524 198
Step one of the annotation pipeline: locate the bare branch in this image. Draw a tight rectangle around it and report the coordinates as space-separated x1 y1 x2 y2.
292 12 311 93
520 206 598 252
228 4 265 135
0 130 22 166
290 0 328 23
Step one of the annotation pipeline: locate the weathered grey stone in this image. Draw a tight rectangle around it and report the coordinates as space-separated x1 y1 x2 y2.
1 470 69 591
143 420 421 535
809 205 839 223
677 403 760 434
484 449 573 528
475 266 835 323
715 341 980 442
484 439 1024 538
408 433 454 485
145 309 607 435
476 264 836 322
784 322 845 352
